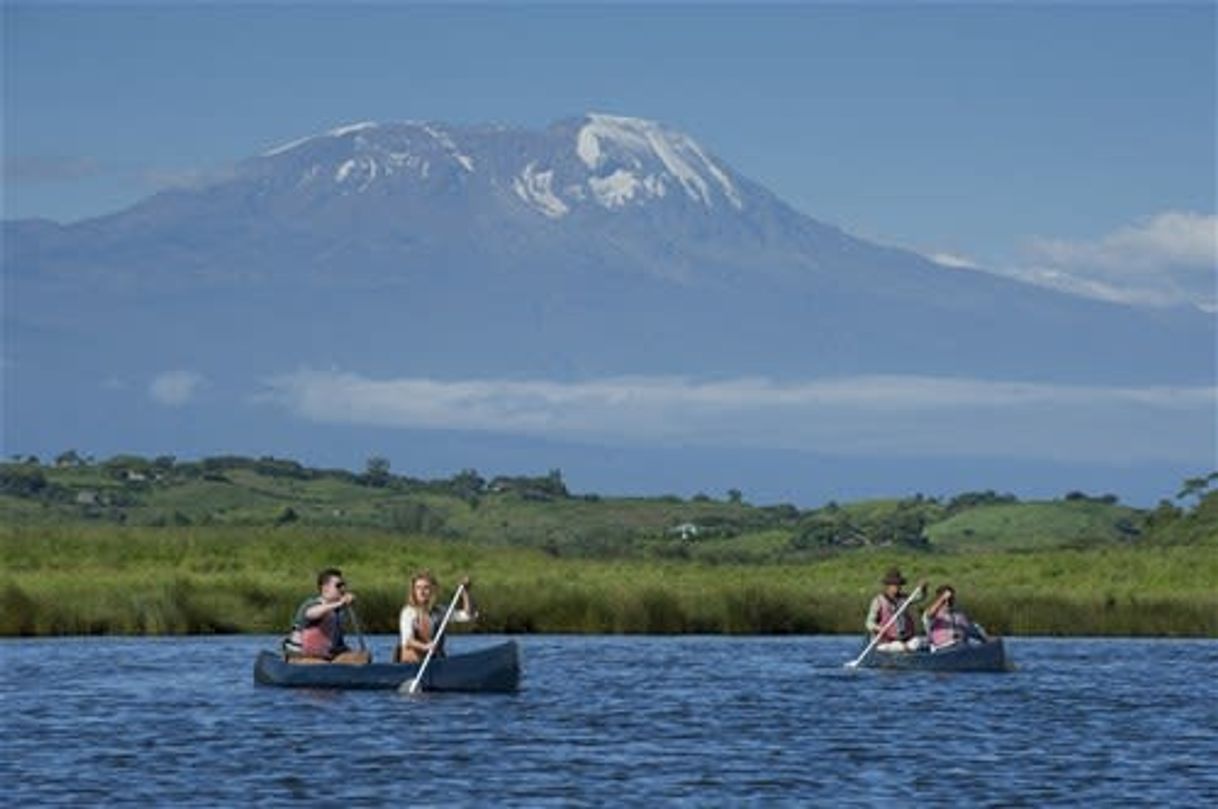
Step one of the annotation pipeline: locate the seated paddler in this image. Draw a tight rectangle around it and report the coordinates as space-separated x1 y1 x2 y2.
397 570 477 663
283 567 364 662
865 567 928 653
922 584 989 651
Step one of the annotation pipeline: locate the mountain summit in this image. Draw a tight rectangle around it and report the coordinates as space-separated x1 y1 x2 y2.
256 114 744 218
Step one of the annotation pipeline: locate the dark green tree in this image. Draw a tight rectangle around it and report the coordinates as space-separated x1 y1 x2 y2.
364 456 391 487
0 465 48 497
1177 472 1218 503
55 449 85 467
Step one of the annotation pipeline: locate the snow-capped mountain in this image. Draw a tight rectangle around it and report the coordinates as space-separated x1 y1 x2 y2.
253 114 744 218
3 113 1212 487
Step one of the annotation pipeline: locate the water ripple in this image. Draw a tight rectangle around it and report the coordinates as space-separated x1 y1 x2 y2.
3 636 1216 805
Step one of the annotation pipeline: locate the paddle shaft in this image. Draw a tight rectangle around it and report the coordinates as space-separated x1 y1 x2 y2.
344 604 368 652
405 583 466 694
846 585 924 669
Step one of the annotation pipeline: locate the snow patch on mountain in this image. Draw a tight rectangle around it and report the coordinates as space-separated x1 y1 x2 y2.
335 159 358 183
333 156 389 191
421 124 475 172
513 162 569 219
576 114 742 210
263 120 471 179
587 169 672 209
330 121 378 138
588 169 641 208
263 121 379 157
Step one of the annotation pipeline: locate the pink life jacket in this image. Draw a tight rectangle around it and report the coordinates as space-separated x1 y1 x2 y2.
299 609 340 658
927 608 970 649
875 594 915 642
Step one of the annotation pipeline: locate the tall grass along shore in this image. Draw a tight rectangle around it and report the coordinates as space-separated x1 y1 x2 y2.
3 525 1214 638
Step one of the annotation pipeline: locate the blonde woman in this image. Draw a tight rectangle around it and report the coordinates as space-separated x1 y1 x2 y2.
397 571 476 663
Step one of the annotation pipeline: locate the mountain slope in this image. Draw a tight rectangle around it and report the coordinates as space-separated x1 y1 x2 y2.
2 114 1212 497
7 114 1210 380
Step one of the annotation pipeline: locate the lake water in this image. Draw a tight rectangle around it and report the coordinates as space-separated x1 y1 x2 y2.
3 635 1216 805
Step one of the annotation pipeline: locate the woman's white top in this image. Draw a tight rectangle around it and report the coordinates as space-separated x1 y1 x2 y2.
399 604 473 648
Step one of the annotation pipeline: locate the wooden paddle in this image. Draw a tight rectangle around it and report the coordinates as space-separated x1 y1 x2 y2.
401 583 467 695
845 584 924 669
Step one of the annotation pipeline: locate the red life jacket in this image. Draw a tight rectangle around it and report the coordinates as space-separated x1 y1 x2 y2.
875 594 915 642
299 608 340 658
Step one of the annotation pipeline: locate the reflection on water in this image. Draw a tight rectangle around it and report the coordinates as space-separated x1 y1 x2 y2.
3 636 1216 804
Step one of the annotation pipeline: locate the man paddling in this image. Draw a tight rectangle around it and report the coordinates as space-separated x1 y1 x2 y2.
283 567 366 663
865 568 928 653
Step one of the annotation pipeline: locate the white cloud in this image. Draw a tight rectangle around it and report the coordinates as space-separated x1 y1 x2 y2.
141 164 238 192
149 370 206 406
1021 211 1217 311
1030 211 1217 272
258 370 1216 464
928 252 981 270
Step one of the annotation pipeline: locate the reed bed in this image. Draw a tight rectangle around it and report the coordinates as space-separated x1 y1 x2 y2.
2 526 1214 637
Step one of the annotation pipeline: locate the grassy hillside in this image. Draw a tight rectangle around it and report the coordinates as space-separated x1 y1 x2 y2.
927 500 1142 552
7 455 1205 558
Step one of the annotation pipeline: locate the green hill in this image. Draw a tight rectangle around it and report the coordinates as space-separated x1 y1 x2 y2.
2 455 1214 558
927 500 1142 552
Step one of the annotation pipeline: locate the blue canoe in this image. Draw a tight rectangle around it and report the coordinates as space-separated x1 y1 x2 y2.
253 640 521 692
854 638 1010 672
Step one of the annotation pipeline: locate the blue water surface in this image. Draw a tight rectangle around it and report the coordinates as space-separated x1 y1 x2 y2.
3 636 1216 806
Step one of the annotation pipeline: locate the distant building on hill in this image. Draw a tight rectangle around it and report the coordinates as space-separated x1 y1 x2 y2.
670 522 700 540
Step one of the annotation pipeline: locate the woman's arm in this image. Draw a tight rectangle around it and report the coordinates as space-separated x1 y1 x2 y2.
449 577 478 622
923 591 951 620
462 578 478 619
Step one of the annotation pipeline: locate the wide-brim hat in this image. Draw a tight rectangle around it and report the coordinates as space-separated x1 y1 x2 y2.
882 568 906 586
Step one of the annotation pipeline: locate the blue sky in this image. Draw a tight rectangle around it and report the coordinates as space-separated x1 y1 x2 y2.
5 1 1215 308
3 2 1216 504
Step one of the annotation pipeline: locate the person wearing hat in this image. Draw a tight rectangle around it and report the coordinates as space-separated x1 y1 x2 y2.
864 568 927 653
922 584 989 651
